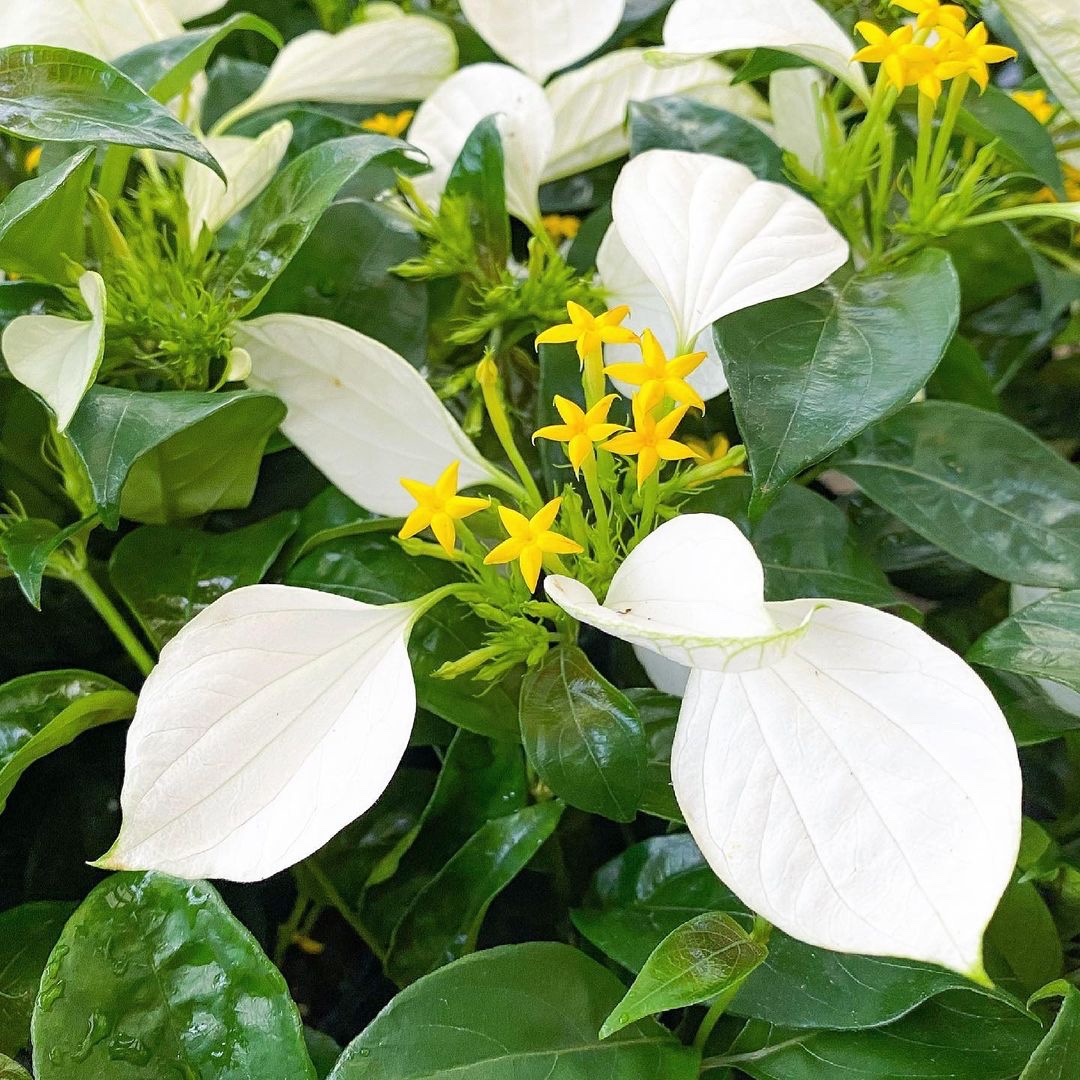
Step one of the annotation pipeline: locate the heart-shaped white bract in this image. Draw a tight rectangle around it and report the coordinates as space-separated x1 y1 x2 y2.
770 68 828 179
997 0 1080 122
0 0 181 58
167 0 227 18
97 585 419 882
2 270 106 432
546 514 1022 974
459 0 625 83
184 120 293 243
656 0 869 99
610 149 849 353
408 63 555 226
237 313 501 518
217 16 458 132
542 48 766 183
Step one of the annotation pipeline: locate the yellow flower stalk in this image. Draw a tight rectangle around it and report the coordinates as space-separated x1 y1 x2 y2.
892 0 967 36
484 497 583 591
935 22 1017 91
604 329 707 413
1012 89 1054 124
601 396 701 489
533 394 624 474
398 461 489 556
360 110 415 137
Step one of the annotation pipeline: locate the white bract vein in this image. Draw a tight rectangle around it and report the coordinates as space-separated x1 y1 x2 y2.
655 0 870 98
547 514 1021 973
237 313 501 517
459 0 625 83
1 270 106 432
610 149 849 354
0 0 182 58
97 585 418 882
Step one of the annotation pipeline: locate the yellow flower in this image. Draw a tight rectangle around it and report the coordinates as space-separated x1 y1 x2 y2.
1012 89 1055 124
483 497 583 591
1067 165 1080 203
535 301 639 363
853 23 938 95
398 461 489 556
542 214 581 242
683 434 747 484
360 110 415 137
892 0 967 36
935 22 1017 91
601 396 701 488
533 394 625 473
603 329 707 413
24 146 41 173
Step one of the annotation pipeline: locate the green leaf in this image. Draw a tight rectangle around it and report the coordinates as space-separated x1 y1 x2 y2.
628 688 683 822
328 943 700 1080
0 46 221 175
286 533 518 737
970 590 1080 695
927 335 1000 411
0 669 135 813
0 282 56 335
519 645 645 822
445 116 511 279
986 876 1064 997
0 515 94 608
32 872 315 1079
304 1028 342 1080
601 912 767 1039
0 149 93 282
731 48 810 85
385 801 564 985
1021 981 1080 1079
716 250 960 513
212 134 425 311
115 16 282 103
65 386 286 528
109 512 299 648
629 97 785 182
0 1055 29 1080
988 670 1080 746
0 902 74 1057
833 401 1080 588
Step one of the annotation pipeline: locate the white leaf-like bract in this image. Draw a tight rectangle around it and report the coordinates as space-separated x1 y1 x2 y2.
408 63 554 225
2 270 106 432
997 0 1080 122
656 0 869 98
610 149 848 351
184 120 292 242
548 514 1022 972
596 225 729 400
217 16 458 132
459 0 624 83
0 0 182 58
97 585 418 882
770 68 827 178
237 313 501 517
542 49 766 183
167 0 228 19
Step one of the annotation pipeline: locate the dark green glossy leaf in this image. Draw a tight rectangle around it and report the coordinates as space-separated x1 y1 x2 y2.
0 669 135 812
0 282 56 336
0 515 94 608
304 1029 342 1080
834 402 1080 588
109 512 298 647
731 48 810 85
937 224 1036 313
986 876 1063 996
601 912 767 1038
385 801 564 985
0 46 220 174
33 872 315 1079
0 1055 29 1080
0 902 74 1057
519 645 645 822
445 116 510 278
0 149 93 282
989 670 1080 746
629 97 785 182
286 533 517 737
279 485 391 569
116 16 282 103
1021 982 1080 1079
65 386 285 528
927 336 1000 411
970 590 1080 694
627 688 682 822
212 134 425 311
717 251 960 513
328 943 700 1080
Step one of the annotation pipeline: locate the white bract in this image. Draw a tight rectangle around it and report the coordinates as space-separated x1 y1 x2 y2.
2 270 106 432
546 515 1021 974
655 0 870 99
459 0 624 83
167 0 228 18
236 313 503 517
184 120 293 243
770 68 828 178
97 586 419 882
997 0 1080 122
0 0 182 58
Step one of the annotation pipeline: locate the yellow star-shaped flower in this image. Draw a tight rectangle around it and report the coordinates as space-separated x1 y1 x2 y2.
604 329 707 413
853 23 938 94
483 497 583 592
398 461 489 556
683 434 747 485
535 301 639 363
601 396 701 488
533 394 625 473
360 110 415 138
542 214 581 242
935 22 1017 91
1012 89 1054 125
892 0 967 36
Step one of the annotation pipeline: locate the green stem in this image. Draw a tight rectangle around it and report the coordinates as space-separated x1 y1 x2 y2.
97 146 133 206
581 346 606 411
274 892 310 967
635 471 660 544
692 982 744 1054
912 91 937 207
580 454 614 558
927 76 970 188
72 570 155 676
479 359 544 509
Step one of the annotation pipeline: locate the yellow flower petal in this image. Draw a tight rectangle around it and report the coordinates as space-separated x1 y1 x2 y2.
519 544 544 592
